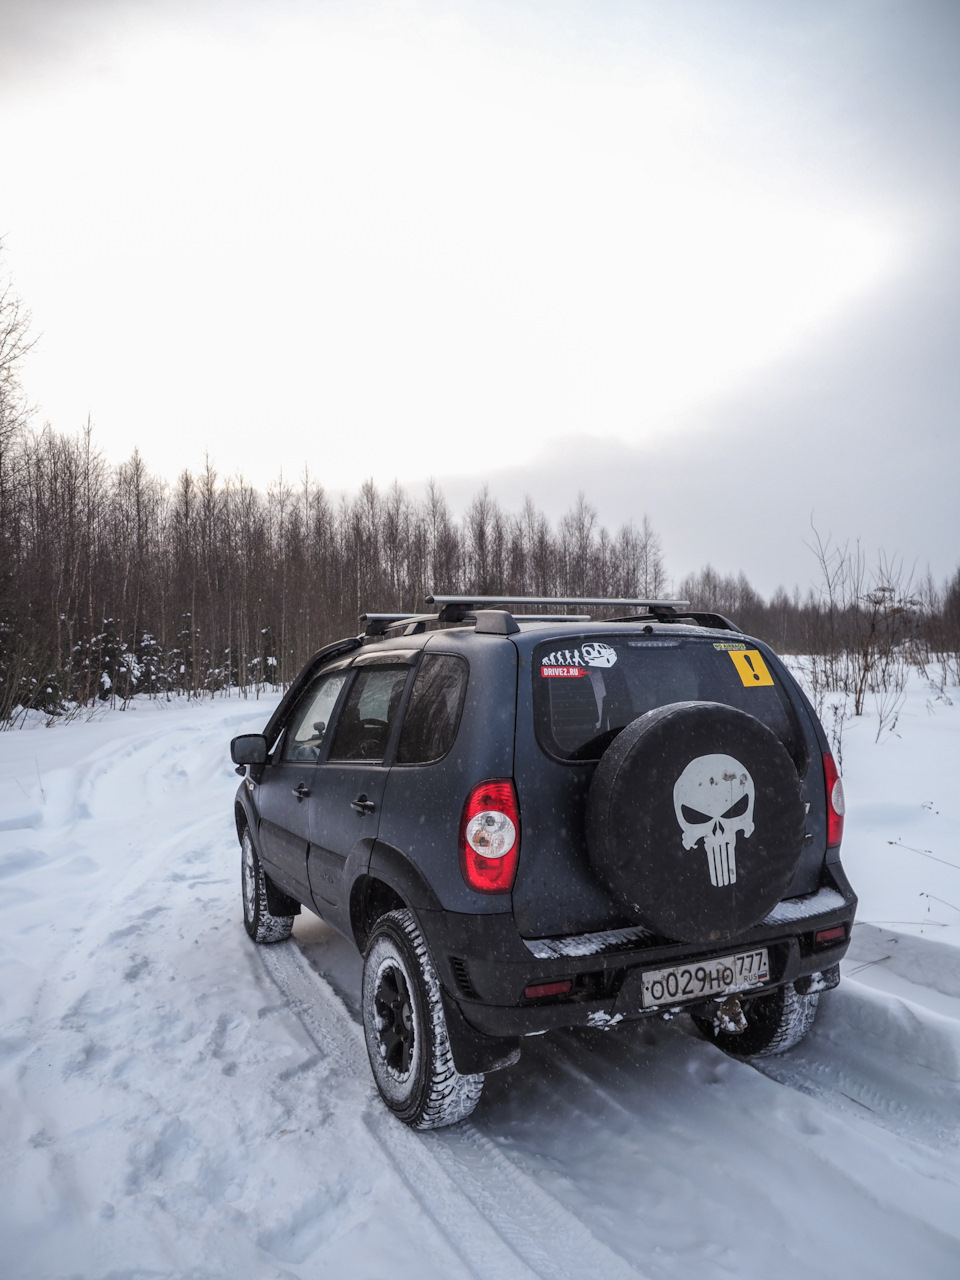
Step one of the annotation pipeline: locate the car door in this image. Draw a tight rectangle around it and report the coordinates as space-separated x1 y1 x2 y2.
307 658 414 915
256 667 350 903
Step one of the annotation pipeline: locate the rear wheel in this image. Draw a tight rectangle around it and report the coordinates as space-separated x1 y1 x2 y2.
241 827 294 944
362 909 484 1129
692 983 820 1058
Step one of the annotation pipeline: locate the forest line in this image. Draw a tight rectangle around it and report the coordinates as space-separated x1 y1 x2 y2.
1 419 957 724
1 251 957 723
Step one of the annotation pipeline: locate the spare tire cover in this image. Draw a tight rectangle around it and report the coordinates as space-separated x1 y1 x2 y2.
586 701 805 944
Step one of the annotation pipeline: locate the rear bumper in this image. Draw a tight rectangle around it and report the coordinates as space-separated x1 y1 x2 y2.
417 863 857 1041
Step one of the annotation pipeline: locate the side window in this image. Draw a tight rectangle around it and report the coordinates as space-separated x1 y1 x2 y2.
328 666 410 762
397 654 468 765
281 670 348 762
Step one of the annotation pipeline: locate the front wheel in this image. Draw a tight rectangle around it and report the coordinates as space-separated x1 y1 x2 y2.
241 827 294 944
692 982 820 1058
362 909 484 1129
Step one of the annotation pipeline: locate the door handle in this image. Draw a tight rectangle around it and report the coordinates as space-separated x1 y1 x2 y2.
351 794 376 815
292 782 310 801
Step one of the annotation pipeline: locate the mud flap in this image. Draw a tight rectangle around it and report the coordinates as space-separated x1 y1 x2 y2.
440 989 521 1075
264 872 301 918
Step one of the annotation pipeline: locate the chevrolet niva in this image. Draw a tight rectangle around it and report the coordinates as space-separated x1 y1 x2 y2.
230 596 854 1128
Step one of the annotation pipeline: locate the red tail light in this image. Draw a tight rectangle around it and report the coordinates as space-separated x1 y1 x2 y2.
823 753 845 848
459 779 520 894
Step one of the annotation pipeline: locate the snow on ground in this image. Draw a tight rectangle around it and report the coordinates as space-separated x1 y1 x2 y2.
1 671 959 1279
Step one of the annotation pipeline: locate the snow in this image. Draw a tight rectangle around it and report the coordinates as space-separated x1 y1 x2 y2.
1 672 959 1279
524 924 651 959
762 885 847 924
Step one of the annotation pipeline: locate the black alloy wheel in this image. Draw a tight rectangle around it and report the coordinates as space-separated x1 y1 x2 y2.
375 962 416 1075
361 909 485 1129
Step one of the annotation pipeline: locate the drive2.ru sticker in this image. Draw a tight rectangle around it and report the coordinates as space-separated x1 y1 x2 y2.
541 665 587 678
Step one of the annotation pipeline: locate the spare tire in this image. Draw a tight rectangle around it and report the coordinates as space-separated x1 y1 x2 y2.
586 701 805 944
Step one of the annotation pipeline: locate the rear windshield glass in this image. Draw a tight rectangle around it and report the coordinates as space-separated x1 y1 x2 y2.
533 636 805 766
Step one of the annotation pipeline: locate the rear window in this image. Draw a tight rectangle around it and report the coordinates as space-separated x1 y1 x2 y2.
533 635 805 767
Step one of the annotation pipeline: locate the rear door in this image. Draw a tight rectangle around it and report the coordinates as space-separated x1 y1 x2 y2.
307 659 414 913
512 631 816 937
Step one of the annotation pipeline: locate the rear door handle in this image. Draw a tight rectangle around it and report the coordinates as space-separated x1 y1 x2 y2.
351 794 376 814
292 782 310 801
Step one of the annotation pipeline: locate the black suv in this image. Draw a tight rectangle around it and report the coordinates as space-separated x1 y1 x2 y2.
230 596 855 1128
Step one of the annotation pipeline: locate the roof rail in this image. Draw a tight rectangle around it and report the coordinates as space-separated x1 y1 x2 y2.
360 612 436 637
426 595 690 610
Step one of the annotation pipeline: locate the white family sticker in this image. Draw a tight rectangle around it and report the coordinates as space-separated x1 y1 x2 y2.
541 642 618 675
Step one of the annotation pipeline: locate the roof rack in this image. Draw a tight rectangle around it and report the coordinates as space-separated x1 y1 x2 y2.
359 596 739 639
426 595 694 627
425 595 690 611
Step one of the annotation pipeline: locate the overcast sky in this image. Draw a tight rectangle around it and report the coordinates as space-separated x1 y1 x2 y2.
2 0 957 595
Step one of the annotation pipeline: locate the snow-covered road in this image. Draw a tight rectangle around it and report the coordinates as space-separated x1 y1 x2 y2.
1 677 959 1279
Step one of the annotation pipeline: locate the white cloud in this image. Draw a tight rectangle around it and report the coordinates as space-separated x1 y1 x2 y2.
6 1 904 489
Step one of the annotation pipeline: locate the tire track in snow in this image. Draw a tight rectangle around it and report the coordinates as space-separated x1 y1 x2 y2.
259 939 649 1280
748 979 960 1149
740 927 960 1148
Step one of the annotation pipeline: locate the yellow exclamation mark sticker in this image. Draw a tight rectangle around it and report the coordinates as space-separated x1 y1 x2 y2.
728 648 774 687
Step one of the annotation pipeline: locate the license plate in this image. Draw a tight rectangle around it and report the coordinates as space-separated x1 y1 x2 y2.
640 948 770 1009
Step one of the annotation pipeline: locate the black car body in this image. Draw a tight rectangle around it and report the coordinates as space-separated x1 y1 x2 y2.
231 598 855 1126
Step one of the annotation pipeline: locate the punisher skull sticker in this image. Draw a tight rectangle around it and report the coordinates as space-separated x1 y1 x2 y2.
673 754 756 888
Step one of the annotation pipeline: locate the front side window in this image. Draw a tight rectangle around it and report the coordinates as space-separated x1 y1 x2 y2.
397 654 468 765
281 670 348 762
328 666 411 761
533 635 803 766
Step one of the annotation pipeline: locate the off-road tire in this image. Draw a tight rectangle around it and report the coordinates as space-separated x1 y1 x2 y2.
693 982 820 1058
241 826 295 944
362 909 484 1129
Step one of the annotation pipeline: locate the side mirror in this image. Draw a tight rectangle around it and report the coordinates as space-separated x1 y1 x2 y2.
230 733 268 766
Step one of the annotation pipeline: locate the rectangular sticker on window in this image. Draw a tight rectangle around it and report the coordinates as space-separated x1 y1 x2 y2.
541 666 588 678
713 642 746 651
728 649 774 686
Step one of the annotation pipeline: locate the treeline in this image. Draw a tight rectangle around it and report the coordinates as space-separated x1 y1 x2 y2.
678 546 960 740
2 250 958 722
2 419 957 724
680 558 960 668
0 422 673 718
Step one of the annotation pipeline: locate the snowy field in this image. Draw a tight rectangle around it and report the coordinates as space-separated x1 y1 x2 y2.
1 670 959 1280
